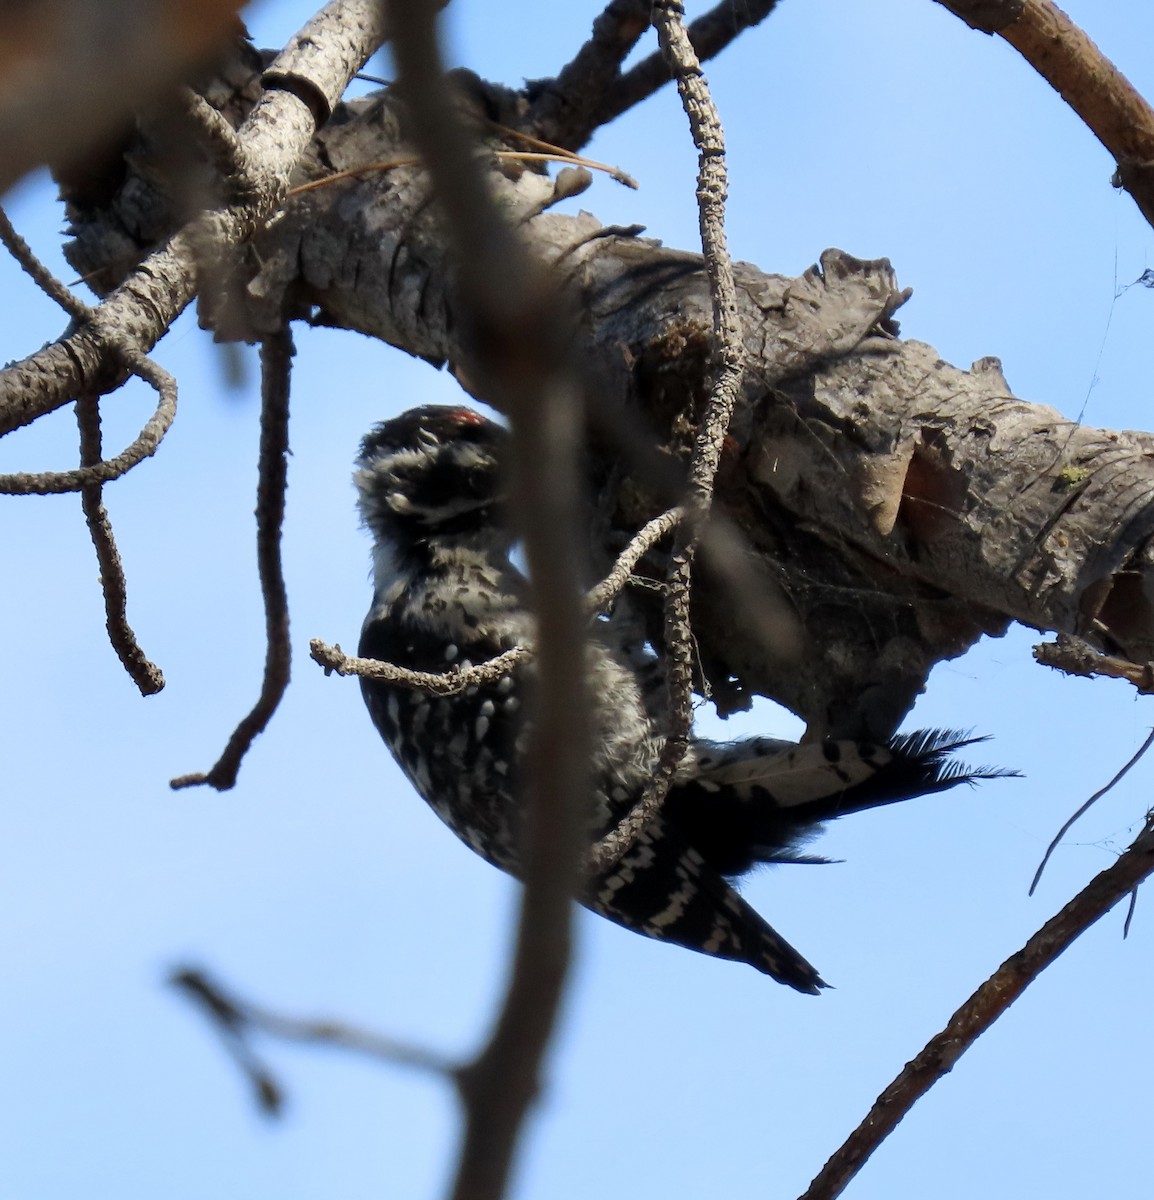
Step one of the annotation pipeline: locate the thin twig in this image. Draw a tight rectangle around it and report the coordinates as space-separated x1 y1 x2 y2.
288 149 634 196
311 505 682 696
585 506 683 615
0 206 180 498
799 814 1154 1200
75 398 165 696
486 128 639 189
310 639 534 691
588 0 746 876
0 206 92 320
1034 632 1154 692
1029 726 1154 894
171 331 294 792
171 967 455 1117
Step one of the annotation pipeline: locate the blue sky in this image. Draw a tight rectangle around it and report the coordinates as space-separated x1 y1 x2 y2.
3 1 1154 1197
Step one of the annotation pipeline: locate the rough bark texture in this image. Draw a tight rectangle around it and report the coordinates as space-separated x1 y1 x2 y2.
37 62 1154 740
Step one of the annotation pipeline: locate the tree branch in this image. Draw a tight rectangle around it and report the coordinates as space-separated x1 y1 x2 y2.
588 0 782 142
588 0 747 874
798 813 1154 1200
0 0 390 438
936 0 1154 230
170 330 294 791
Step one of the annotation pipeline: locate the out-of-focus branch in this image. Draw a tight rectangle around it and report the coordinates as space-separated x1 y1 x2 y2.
171 967 455 1117
0 0 246 195
170 330 293 791
937 0 1154 230
386 5 590 1200
798 813 1154 1200
0 0 390 439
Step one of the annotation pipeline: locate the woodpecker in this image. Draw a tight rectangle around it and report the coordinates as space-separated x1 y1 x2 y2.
355 405 1002 993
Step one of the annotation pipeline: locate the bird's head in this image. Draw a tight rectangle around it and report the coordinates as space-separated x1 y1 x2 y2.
355 406 508 550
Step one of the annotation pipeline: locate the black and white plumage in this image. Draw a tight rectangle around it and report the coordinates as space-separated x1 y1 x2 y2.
355 405 1002 993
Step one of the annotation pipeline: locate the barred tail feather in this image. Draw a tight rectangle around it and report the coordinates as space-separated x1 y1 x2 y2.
584 819 827 993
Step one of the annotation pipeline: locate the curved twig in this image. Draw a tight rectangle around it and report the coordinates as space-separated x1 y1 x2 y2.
1028 726 1154 894
75 398 165 696
0 351 177 495
171 330 294 792
0 206 92 319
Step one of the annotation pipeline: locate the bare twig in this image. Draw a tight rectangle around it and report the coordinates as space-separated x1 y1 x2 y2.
588 0 746 876
1028 726 1154 895
310 639 533 691
798 814 1154 1200
592 0 782 142
0 206 92 320
171 331 294 791
936 0 1154 231
171 967 455 1117
387 4 590 1200
488 123 638 189
311 505 682 696
1034 632 1154 692
585 506 683 615
75 398 165 696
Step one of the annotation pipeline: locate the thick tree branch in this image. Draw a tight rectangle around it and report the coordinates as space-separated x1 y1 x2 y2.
54 53 1154 735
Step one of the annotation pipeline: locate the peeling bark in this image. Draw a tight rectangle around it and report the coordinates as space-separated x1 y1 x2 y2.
22 66 1154 739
